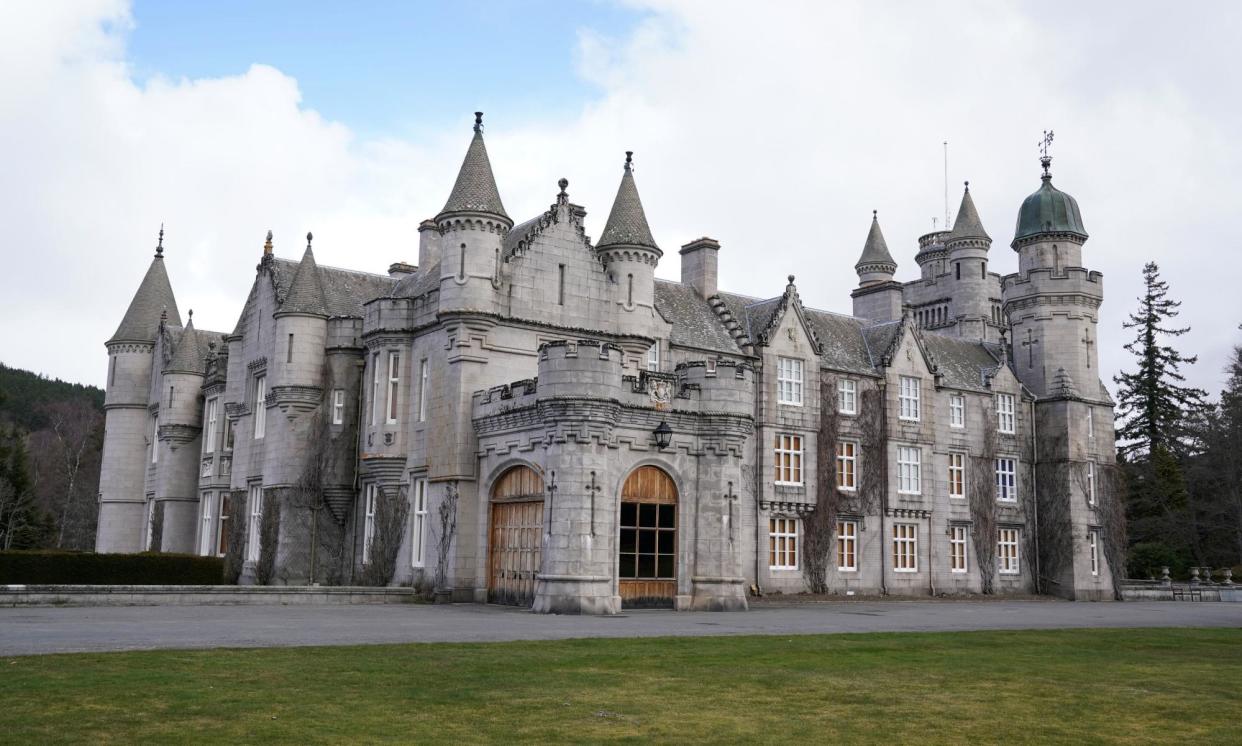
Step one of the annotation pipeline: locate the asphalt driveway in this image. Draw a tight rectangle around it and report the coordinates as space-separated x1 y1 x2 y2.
2 599 1239 656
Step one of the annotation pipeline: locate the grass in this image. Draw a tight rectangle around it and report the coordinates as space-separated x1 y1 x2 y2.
2 628 1240 744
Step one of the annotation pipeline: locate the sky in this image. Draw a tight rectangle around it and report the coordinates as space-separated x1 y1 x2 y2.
1 0 1239 398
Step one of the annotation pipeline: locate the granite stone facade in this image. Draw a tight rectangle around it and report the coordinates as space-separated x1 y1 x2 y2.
96 117 1116 610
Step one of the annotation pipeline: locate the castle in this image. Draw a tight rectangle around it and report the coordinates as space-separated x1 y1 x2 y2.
96 113 1116 611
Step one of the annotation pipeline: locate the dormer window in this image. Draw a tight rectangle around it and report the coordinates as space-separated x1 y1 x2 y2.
899 376 920 421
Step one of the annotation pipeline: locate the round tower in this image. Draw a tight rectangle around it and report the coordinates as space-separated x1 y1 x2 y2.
154 314 207 553
596 152 663 351
437 112 512 314
851 211 903 322
944 182 996 340
1002 155 1101 396
914 230 950 281
98 229 181 553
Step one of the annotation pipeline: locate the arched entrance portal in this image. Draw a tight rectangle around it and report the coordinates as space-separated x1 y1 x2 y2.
488 465 544 607
618 465 677 608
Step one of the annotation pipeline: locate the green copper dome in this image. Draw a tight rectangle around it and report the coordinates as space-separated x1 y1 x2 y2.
1013 173 1087 243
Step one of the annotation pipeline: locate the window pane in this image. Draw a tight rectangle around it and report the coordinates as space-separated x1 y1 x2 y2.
619 528 636 553
639 503 657 527
621 502 637 526
658 504 676 528
638 554 656 578
638 530 656 554
658 530 675 554
657 554 674 578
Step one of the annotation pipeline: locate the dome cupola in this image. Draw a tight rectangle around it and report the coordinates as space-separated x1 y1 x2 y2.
1012 156 1088 247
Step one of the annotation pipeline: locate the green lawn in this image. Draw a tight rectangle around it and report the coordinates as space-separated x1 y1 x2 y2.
2 628 1239 744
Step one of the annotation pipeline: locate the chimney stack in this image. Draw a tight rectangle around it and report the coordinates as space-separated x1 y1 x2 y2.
388 261 417 279
679 237 720 299
418 219 440 271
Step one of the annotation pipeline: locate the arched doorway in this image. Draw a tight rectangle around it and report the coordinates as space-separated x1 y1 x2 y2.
488 465 544 607
618 465 677 608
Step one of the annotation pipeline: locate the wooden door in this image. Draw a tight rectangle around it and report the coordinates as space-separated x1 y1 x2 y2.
618 466 677 608
488 466 545 607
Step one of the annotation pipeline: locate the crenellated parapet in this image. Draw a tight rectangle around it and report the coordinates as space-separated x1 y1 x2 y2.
1002 266 1104 316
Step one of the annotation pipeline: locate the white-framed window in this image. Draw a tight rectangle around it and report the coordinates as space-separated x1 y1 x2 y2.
899 376 920 421
776 357 804 406
892 523 918 572
998 527 1020 574
369 351 381 426
332 389 345 425
950 525 968 573
253 375 267 439
837 378 857 415
949 393 965 429
223 417 235 452
1086 407 1095 440
418 359 429 422
995 457 1017 502
1088 530 1100 576
836 441 857 491
1087 461 1097 506
411 479 428 568
216 492 231 557
647 343 660 372
362 484 378 564
199 492 214 556
245 485 263 563
996 393 1016 434
143 496 155 550
769 517 798 570
151 414 159 463
948 452 966 499
386 351 401 425
774 434 804 486
202 397 218 454
897 446 921 495
836 519 858 572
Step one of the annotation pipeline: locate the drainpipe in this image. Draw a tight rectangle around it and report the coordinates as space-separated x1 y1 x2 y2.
878 379 888 597
1029 397 1040 594
349 357 366 585
753 360 764 594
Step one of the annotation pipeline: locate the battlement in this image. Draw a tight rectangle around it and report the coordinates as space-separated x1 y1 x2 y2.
1003 266 1104 304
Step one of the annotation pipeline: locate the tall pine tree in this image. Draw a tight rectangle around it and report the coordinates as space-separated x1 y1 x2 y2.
1114 262 1206 459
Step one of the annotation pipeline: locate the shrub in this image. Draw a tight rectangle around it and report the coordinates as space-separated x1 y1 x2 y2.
1126 542 1190 580
0 550 227 585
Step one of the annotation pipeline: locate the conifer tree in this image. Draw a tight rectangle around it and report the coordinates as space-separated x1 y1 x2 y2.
1113 262 1206 459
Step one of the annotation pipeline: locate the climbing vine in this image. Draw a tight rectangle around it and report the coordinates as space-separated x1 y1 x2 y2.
968 401 999 594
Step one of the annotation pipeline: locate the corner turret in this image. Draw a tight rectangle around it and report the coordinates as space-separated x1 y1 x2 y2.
851 211 903 322
945 183 998 340
596 151 663 347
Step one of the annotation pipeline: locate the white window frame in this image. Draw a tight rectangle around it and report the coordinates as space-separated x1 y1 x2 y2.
418 359 429 422
143 497 155 550
837 378 857 415
1086 461 1097 506
769 516 798 570
369 351 381 426
216 492 230 557
948 452 966 499
253 376 266 439
774 434 804 486
245 485 263 563
332 389 345 425
995 457 1017 502
836 519 858 572
202 397 218 454
950 525 969 573
199 492 214 556
362 484 378 564
899 376 920 421
151 414 159 464
892 523 918 572
411 479 428 568
386 351 401 425
998 527 1020 574
897 446 921 495
1086 407 1095 440
949 393 965 429
996 393 1016 434
836 441 857 491
776 357 804 406
647 343 660 372
1089 530 1100 576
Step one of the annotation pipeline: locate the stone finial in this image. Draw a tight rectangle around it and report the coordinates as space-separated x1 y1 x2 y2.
474 111 483 133
625 150 633 172
787 274 795 286
1161 565 1171 585
263 230 273 256
155 224 165 257
558 177 569 196
306 231 313 249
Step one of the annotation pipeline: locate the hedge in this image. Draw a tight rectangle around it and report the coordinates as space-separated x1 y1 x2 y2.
0 551 227 585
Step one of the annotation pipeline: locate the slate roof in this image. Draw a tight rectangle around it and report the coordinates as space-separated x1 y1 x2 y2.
271 258 395 317
653 280 741 354
280 244 329 316
391 262 441 299
855 213 897 271
597 156 658 251
803 310 878 375
163 322 227 375
921 332 1003 391
948 184 990 242
109 255 181 344
438 122 509 221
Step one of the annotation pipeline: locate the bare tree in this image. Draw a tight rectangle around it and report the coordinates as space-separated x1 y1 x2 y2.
968 402 999 593
358 484 409 587
803 378 840 593
433 481 459 599
255 491 280 585
221 490 247 583
148 501 164 553
36 401 103 549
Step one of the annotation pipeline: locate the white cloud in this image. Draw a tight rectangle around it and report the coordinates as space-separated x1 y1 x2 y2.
1 0 1239 398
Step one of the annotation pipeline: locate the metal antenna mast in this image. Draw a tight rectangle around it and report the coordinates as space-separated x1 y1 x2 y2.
943 141 950 229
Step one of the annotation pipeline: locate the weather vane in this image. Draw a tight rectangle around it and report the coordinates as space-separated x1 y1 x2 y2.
1039 130 1054 176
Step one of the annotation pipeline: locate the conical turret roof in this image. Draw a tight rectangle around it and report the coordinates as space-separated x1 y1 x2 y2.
855 211 896 273
280 236 328 317
166 318 205 375
108 233 181 345
437 112 509 222
597 152 659 251
949 182 990 242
